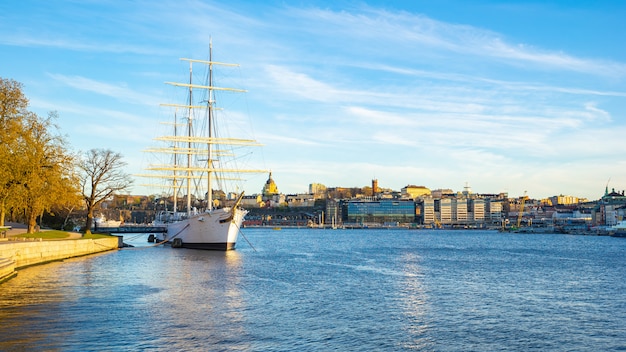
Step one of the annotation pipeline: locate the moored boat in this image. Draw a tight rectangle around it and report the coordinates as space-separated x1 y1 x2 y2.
610 220 626 237
92 214 122 229
141 41 264 250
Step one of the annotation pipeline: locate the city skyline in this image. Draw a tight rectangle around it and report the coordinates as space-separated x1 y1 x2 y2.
1 1 625 201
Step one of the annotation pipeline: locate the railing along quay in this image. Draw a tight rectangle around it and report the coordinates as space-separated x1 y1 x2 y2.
96 226 167 234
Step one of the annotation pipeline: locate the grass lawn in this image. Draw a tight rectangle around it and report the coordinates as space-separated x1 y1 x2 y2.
16 231 113 240
84 233 116 239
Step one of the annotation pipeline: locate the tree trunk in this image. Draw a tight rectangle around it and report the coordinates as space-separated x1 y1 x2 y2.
27 211 38 234
63 206 74 231
0 197 5 226
85 208 93 235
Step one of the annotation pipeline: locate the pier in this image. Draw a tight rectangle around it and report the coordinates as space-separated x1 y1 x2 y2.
96 226 167 234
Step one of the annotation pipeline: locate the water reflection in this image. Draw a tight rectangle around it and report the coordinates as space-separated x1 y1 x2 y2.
397 250 432 349
125 247 250 350
0 245 252 351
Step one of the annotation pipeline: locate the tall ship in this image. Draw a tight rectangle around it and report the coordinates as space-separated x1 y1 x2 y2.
142 41 264 250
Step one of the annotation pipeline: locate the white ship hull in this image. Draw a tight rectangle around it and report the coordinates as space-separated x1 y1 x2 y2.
93 216 122 229
156 207 247 250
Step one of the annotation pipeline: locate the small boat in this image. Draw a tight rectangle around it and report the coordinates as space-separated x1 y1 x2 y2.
92 215 122 229
141 40 264 250
610 220 626 237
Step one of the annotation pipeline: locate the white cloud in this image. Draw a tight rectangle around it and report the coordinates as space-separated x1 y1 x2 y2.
286 6 626 77
47 74 159 106
582 102 611 122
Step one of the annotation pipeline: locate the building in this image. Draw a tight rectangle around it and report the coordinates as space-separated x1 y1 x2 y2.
372 179 379 197
593 188 626 226
260 172 285 207
421 198 436 226
241 194 263 208
439 198 452 224
453 197 468 224
402 185 431 199
324 199 342 226
486 199 504 226
549 195 583 206
285 193 316 207
431 189 454 199
344 199 416 225
262 172 279 198
470 198 485 224
309 183 327 196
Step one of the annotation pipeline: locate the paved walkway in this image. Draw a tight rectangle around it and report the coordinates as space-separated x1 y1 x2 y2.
1 222 82 240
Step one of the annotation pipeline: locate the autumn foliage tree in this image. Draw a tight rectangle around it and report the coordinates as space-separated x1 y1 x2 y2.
0 78 81 232
78 149 133 234
0 78 28 225
18 112 81 233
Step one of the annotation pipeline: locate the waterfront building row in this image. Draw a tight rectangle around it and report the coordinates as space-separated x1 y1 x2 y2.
117 173 625 229
337 187 626 229
324 197 505 228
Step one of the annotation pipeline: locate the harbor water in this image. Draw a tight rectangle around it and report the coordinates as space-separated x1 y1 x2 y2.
1 229 625 351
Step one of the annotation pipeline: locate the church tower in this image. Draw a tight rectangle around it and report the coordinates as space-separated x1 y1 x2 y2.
372 179 378 198
262 172 279 198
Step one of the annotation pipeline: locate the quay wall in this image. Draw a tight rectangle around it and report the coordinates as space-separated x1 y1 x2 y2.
0 256 16 283
0 237 120 279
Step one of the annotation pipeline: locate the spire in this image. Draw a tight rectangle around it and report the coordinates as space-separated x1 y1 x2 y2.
262 172 279 197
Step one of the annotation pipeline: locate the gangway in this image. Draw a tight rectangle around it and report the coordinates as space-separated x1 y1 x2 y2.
96 226 167 234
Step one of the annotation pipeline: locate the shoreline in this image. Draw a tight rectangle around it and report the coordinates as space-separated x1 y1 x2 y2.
0 222 119 284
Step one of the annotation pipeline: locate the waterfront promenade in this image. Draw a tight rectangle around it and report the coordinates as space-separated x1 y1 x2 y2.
0 222 120 283
1 222 81 239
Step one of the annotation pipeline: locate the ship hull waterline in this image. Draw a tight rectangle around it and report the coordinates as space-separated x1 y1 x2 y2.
155 207 247 251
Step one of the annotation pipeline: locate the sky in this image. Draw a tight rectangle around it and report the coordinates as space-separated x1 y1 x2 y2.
1 0 625 201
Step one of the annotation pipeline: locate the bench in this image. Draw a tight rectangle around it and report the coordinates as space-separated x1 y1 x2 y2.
0 226 11 238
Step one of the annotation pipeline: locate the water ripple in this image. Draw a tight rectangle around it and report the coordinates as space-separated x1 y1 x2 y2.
1 230 625 351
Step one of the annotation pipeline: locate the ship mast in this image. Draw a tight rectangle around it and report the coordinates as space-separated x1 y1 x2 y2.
142 44 267 215
186 58 193 215
207 39 214 211
173 110 178 214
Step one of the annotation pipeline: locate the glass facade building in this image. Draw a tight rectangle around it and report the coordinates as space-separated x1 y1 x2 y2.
345 200 416 224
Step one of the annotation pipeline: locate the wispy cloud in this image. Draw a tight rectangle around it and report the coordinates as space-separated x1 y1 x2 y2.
361 63 626 98
47 73 159 106
345 107 416 127
265 65 340 102
258 133 322 147
285 6 626 78
581 102 611 122
0 35 167 55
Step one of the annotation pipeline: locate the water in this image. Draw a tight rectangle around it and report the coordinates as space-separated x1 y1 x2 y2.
1 229 625 351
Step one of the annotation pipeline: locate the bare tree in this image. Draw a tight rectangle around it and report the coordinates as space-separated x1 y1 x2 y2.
78 149 133 234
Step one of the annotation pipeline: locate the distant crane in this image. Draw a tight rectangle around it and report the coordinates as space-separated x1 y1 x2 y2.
516 190 528 229
433 214 442 229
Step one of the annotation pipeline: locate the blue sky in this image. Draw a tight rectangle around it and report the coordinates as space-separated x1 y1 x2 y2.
1 0 625 200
